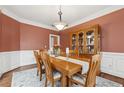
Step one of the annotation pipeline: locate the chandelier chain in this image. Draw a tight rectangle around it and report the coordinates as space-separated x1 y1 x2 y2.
58 5 63 21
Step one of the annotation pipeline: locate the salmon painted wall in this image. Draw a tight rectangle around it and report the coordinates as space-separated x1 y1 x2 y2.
0 13 20 52
0 13 58 52
59 9 124 53
20 23 58 50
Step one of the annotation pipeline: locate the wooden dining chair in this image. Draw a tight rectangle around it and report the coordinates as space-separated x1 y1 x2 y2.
70 54 100 87
41 52 61 87
39 49 45 55
33 51 44 81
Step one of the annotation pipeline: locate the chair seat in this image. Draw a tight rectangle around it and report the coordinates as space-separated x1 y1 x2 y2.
53 71 61 79
72 74 86 85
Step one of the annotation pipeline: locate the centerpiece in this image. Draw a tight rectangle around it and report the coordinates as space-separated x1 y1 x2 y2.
53 44 60 57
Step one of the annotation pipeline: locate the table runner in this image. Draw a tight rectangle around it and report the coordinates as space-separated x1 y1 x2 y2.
50 55 89 74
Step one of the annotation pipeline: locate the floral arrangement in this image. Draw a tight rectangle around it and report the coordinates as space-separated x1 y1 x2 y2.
53 44 60 49
53 44 60 56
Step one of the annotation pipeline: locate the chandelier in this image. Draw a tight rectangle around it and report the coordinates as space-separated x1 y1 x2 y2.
52 6 68 31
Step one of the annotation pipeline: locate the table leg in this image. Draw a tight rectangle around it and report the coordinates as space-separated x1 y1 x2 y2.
61 74 67 87
68 76 72 87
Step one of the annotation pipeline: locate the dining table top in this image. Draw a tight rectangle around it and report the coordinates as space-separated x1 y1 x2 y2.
38 53 92 75
50 56 82 77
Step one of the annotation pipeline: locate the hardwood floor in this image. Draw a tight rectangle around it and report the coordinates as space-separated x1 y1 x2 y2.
0 64 36 87
0 64 123 87
100 72 124 86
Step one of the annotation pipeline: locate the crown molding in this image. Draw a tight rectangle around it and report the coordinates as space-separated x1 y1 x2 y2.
18 18 57 31
0 7 57 31
66 6 124 29
0 6 124 31
1 7 22 22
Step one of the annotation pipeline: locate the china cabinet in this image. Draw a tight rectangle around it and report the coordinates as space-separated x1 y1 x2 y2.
70 25 100 55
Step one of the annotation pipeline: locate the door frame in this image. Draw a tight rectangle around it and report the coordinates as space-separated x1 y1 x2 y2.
49 34 60 50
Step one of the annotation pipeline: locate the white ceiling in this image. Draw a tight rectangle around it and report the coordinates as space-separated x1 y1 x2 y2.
1 5 123 30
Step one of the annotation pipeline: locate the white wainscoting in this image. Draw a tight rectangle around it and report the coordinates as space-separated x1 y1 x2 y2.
0 51 20 76
20 50 35 66
0 50 124 78
0 50 36 77
101 52 124 78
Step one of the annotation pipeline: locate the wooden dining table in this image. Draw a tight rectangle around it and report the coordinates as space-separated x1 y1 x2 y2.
38 52 93 87
50 56 82 87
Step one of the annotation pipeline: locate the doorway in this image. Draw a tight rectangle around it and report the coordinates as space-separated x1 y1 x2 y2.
49 34 60 50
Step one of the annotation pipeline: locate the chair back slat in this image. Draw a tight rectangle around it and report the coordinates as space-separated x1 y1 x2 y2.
85 54 100 87
33 51 41 70
41 51 53 80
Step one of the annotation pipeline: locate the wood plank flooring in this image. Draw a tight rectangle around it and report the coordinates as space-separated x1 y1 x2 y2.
100 72 124 86
0 64 36 87
0 64 123 87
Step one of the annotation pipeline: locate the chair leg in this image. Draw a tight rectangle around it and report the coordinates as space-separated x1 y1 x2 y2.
93 84 96 87
45 78 47 87
37 70 39 76
52 80 54 87
40 68 42 81
68 79 72 87
40 72 42 81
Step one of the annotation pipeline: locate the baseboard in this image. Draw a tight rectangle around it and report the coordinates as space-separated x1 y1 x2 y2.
101 72 124 80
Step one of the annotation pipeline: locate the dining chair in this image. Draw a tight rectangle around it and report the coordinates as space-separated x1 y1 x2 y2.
41 52 61 87
33 51 44 81
39 49 46 55
69 54 100 87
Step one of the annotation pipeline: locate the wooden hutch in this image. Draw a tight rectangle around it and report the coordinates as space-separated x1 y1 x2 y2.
70 25 100 55
70 25 101 75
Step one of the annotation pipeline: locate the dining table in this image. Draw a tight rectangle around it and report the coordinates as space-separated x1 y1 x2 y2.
38 52 92 87
49 54 92 87
50 56 82 87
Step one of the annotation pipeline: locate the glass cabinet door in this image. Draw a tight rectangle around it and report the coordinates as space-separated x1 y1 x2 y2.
86 30 95 54
71 34 77 51
70 25 99 55
78 32 84 54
